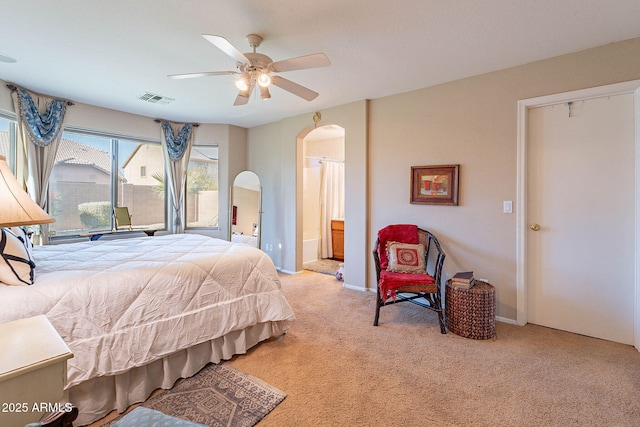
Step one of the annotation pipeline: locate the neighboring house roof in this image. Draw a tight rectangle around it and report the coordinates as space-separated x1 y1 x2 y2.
120 144 142 170
55 138 126 181
3 130 216 179
55 138 112 174
191 147 218 163
0 132 126 181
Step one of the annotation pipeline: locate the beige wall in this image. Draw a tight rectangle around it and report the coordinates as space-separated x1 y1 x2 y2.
367 37 640 320
247 100 368 287
209 124 247 240
248 37 640 321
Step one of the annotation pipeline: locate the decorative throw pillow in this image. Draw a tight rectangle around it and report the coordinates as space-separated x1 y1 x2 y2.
386 241 427 274
11 226 34 269
0 228 36 286
11 226 33 251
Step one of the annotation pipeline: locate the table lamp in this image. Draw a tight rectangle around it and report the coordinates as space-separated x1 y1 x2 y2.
0 155 54 227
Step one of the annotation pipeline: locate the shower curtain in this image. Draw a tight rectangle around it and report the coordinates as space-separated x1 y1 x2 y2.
319 160 345 259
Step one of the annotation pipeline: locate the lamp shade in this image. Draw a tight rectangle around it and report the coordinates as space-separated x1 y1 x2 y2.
0 155 54 227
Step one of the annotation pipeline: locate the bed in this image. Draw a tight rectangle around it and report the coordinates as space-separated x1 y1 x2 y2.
0 233 295 425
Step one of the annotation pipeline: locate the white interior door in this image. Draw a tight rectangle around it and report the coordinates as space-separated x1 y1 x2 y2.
526 93 635 345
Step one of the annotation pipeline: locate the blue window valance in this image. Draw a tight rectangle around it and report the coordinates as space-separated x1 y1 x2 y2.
16 88 67 147
161 121 192 161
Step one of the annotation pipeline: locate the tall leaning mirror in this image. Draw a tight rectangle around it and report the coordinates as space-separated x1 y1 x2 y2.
229 171 262 249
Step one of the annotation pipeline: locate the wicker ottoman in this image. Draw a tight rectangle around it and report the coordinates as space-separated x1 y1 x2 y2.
445 280 496 339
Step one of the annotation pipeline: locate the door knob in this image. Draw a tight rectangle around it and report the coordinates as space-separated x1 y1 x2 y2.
530 223 541 231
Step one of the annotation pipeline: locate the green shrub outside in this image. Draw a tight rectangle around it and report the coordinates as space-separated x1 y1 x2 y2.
78 201 111 229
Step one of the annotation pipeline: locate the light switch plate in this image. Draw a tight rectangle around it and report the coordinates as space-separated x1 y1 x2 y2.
503 201 513 214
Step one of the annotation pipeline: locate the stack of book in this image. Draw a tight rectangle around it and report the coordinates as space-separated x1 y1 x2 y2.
450 271 475 289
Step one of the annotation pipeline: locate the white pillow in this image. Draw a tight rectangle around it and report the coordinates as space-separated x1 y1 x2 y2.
0 228 36 286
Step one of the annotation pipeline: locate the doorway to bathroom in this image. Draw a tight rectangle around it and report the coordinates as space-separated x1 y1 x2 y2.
301 124 345 276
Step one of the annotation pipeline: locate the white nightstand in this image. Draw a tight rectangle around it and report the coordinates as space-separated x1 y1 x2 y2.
0 315 73 427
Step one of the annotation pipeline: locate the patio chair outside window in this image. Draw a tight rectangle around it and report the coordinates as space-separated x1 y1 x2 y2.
114 207 133 231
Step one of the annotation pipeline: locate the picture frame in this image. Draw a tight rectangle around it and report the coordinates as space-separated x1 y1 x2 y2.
410 164 459 205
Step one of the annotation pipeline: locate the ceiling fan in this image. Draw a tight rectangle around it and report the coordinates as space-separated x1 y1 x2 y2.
168 34 331 106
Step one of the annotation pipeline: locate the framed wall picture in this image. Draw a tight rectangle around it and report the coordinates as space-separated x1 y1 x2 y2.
411 164 459 205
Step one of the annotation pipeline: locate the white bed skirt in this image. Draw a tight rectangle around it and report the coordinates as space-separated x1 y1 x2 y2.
68 320 288 426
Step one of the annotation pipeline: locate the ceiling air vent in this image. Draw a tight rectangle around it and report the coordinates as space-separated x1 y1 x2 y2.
137 92 175 104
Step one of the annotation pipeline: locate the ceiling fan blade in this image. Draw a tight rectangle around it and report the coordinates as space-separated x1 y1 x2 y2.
270 53 331 73
168 71 238 79
271 76 319 101
233 94 250 106
202 35 250 64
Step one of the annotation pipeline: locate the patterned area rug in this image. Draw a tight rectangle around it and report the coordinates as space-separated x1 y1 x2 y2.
106 364 286 427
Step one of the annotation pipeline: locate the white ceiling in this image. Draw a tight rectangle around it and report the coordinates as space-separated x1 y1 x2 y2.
1 0 639 129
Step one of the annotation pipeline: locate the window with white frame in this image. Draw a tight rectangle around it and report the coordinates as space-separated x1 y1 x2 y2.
2 119 220 236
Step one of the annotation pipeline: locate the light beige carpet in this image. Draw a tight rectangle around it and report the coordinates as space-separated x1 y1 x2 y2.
93 270 640 426
225 271 640 427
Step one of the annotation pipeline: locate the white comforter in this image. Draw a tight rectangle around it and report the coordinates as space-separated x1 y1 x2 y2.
0 234 295 388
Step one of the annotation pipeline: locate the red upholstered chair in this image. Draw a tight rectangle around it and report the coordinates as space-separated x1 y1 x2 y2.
373 224 446 333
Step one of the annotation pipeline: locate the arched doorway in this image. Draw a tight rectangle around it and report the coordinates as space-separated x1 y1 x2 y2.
296 123 345 275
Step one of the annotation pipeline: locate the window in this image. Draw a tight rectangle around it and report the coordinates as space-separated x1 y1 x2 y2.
3 120 217 235
48 132 166 237
186 146 219 228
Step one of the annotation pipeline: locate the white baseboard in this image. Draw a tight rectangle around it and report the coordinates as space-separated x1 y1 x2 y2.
342 283 370 292
496 316 518 325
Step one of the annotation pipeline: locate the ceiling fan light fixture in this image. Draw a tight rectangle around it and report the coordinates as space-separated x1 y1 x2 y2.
257 72 271 87
235 77 249 91
259 85 271 100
